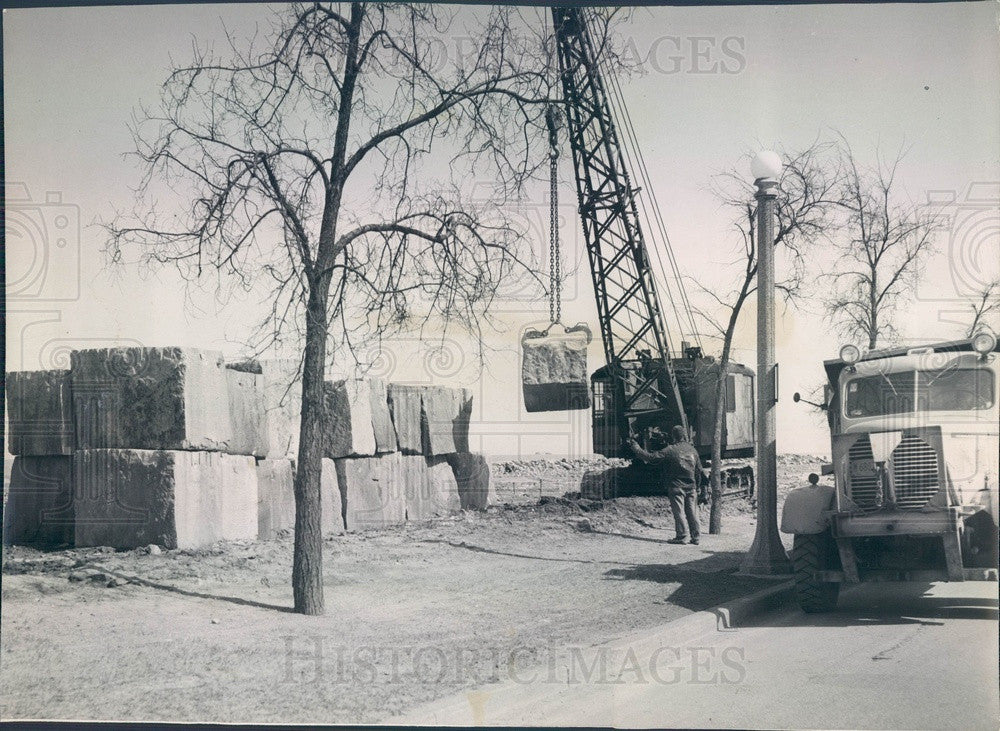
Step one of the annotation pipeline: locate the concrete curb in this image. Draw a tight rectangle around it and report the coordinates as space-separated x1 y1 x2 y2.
386 579 796 726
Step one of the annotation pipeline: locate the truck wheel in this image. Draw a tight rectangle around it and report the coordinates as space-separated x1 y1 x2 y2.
791 532 840 613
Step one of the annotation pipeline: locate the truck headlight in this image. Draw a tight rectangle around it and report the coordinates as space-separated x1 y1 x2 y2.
839 344 861 364
972 331 997 355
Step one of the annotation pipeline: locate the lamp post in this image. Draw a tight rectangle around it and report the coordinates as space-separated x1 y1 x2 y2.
741 150 792 575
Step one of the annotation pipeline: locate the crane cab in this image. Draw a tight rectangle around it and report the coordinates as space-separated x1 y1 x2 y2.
590 353 755 460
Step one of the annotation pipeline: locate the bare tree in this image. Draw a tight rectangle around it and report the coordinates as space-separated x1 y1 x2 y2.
825 141 940 349
965 279 1000 337
693 142 838 534
106 2 574 614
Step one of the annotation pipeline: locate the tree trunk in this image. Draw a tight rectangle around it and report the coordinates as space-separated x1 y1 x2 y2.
868 269 878 349
708 337 734 534
292 286 330 615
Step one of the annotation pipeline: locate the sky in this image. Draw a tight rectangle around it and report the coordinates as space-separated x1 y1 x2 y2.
5 1 1000 457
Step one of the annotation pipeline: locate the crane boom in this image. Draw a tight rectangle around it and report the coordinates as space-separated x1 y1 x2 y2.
552 6 689 445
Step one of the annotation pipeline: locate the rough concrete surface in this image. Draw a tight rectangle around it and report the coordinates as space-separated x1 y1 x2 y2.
71 347 232 452
73 448 256 550
255 457 344 537
400 455 460 521
387 384 423 454
521 329 591 412
453 388 473 453
2 456 74 546
445 452 493 510
321 457 345 535
324 379 378 458
224 369 268 456
421 386 459 456
261 359 302 459
5 370 75 456
219 454 258 541
256 458 295 540
335 453 406 531
368 378 398 453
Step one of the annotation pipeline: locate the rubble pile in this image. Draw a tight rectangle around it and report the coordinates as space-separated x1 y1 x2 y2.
4 347 491 550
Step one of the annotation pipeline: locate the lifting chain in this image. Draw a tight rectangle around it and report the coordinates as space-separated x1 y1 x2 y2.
546 103 561 326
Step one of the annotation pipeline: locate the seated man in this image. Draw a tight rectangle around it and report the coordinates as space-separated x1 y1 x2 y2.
628 425 703 545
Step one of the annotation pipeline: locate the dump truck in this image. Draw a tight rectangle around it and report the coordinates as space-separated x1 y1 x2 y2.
782 332 1000 612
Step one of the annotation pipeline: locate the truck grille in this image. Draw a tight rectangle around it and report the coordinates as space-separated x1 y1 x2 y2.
891 436 940 509
846 433 941 511
847 435 880 509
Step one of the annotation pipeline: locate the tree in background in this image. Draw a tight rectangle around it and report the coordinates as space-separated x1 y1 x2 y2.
693 142 839 534
825 141 940 349
964 280 1000 337
107 2 571 614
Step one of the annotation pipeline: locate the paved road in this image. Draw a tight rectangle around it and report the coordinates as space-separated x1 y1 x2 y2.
392 581 999 729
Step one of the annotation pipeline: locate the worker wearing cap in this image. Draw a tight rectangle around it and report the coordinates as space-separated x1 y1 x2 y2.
628 425 703 545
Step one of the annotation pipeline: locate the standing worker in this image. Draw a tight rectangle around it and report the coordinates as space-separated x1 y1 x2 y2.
628 425 703 545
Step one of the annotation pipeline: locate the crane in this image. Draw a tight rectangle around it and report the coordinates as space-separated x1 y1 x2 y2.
548 6 756 481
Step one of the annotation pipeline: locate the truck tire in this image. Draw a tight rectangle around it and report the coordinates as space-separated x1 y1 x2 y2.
791 532 840 613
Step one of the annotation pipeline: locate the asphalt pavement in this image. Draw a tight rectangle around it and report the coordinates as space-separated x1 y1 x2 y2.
390 580 999 729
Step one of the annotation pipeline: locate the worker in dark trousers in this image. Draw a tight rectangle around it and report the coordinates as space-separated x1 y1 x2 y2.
628 425 703 545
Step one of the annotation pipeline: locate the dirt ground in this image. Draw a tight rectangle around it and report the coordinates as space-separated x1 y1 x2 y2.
0 454 827 724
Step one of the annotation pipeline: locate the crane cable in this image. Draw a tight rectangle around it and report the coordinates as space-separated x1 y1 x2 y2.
544 10 562 327
582 9 703 352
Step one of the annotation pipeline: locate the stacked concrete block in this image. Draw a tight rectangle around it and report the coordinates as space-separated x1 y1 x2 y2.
219 454 259 541
71 347 232 451
453 388 473 453
73 448 258 550
324 379 378 458
446 452 494 510
6 370 75 456
256 458 296 539
387 384 424 454
335 452 406 531
230 359 302 460
224 368 268 456
255 457 344 539
321 458 346 535
368 377 398 453
401 455 461 522
2 456 74 546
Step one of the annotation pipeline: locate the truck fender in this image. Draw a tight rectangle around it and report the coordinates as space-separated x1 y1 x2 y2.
780 484 836 535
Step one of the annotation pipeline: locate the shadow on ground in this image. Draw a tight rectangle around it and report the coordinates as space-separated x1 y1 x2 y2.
752 581 999 628
602 551 786 612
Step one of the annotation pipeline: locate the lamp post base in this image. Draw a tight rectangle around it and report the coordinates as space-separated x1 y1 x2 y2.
739 528 792 576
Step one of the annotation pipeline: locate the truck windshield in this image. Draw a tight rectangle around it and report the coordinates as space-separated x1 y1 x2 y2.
844 368 995 418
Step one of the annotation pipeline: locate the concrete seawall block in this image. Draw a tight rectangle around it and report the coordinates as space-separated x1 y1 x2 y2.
72 347 232 452
256 457 344 538
5 370 75 456
446 452 493 510
387 384 423 454
335 453 405 531
256 457 295 539
219 454 258 541
369 378 398 454
225 369 268 456
421 386 458 456
74 448 254 550
324 379 378 458
2 456 74 546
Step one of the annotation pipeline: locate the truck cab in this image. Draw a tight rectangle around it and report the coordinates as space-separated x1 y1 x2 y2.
781 333 1000 612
